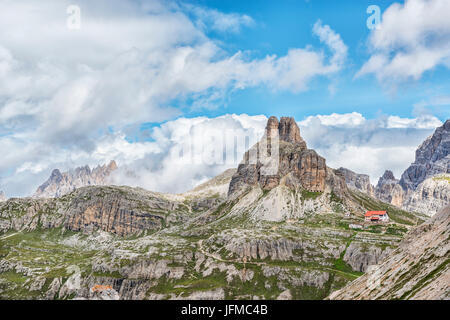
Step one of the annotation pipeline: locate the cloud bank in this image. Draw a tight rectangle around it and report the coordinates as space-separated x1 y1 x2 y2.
2 112 442 197
299 113 442 184
0 0 349 196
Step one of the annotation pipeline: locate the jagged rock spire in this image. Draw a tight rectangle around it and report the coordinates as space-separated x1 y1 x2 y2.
228 116 339 197
399 119 449 190
33 160 118 198
377 170 398 187
107 160 118 171
265 116 306 146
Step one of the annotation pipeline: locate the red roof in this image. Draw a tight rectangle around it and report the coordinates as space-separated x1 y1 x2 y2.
365 211 387 217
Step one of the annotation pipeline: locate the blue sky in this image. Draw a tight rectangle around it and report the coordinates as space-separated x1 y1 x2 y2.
0 0 449 197
169 0 450 122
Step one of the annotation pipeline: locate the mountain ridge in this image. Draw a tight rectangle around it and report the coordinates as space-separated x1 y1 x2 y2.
375 120 449 216
33 160 118 198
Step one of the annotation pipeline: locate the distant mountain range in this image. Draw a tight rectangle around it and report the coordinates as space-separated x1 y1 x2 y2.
33 160 118 198
33 119 449 217
340 120 449 216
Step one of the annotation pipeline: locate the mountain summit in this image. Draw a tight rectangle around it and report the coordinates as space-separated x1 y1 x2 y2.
33 160 118 198
400 119 450 190
227 116 352 221
375 119 449 216
268 116 306 145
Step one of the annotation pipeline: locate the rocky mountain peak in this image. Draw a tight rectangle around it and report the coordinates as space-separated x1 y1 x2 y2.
33 161 118 198
279 117 305 145
381 170 395 181
377 170 398 187
107 160 118 171
50 169 63 182
228 116 347 200
265 116 306 146
399 119 449 190
336 167 374 196
373 120 449 216
444 119 450 130
375 170 403 207
265 116 279 133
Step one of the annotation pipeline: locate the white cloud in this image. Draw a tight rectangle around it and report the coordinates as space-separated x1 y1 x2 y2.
313 20 348 70
0 1 346 146
2 112 443 197
110 114 268 193
0 0 350 197
385 114 443 129
300 112 366 128
183 4 255 33
299 112 442 184
356 0 450 84
1 114 268 196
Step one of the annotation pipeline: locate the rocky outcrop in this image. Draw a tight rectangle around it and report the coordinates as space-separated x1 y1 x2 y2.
64 187 171 236
0 185 192 236
401 175 450 215
228 116 343 197
277 116 306 145
212 234 343 262
202 228 394 274
33 160 118 198
375 170 404 207
183 169 236 211
374 120 449 215
329 205 450 300
0 197 66 232
400 120 450 190
343 242 393 272
336 167 374 196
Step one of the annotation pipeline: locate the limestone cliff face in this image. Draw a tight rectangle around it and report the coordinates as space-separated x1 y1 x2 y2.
0 185 191 236
375 120 449 215
400 120 450 190
277 116 306 145
33 160 118 198
402 176 450 215
0 197 65 233
375 170 404 207
336 167 374 197
63 187 173 236
207 231 390 273
329 205 450 300
228 116 342 198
